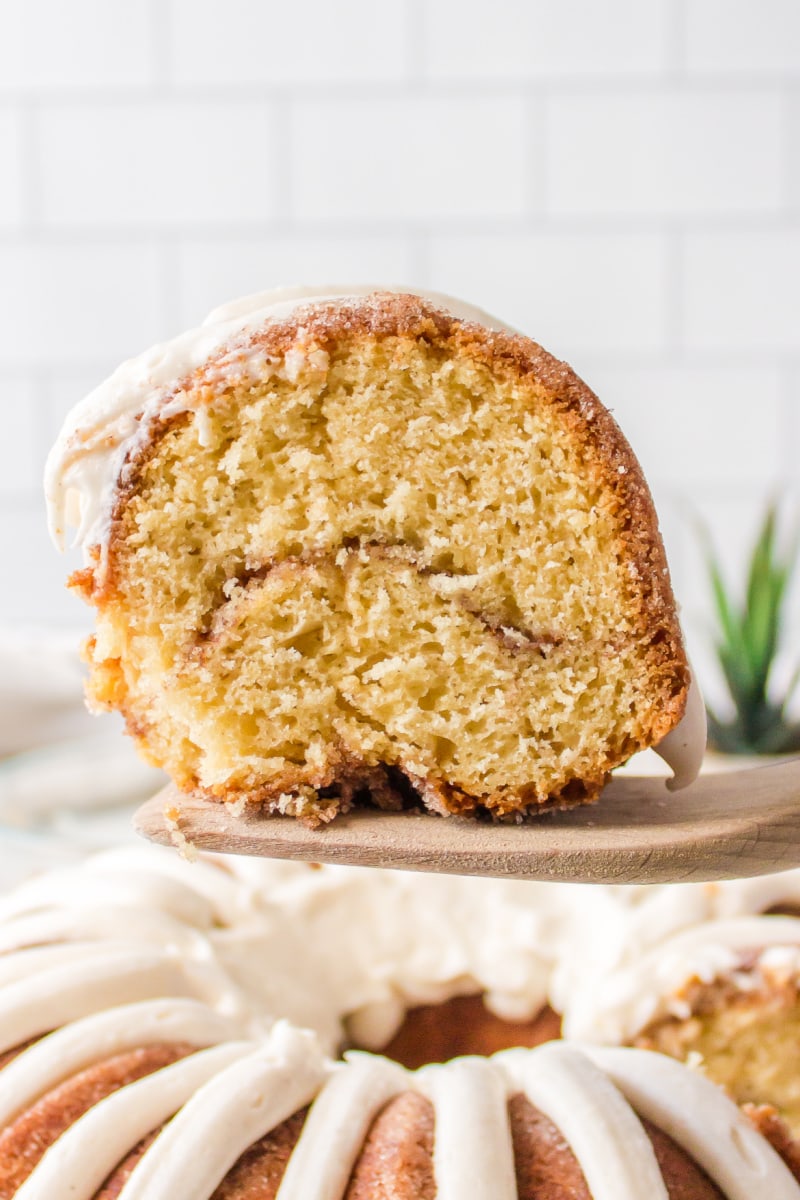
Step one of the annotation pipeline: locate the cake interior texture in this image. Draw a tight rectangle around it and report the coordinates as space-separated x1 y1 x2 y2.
75 302 687 819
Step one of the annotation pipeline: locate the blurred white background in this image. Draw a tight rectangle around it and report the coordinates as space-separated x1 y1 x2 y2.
0 0 798 711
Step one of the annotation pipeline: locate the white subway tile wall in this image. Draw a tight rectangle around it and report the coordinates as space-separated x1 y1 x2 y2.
0 376 38 496
424 0 670 79
39 102 278 227
0 112 23 229
0 1 154 92
0 243 165 366
429 232 670 353
0 0 797 711
544 91 784 217
684 232 800 352
169 0 410 85
290 95 531 221
685 0 800 74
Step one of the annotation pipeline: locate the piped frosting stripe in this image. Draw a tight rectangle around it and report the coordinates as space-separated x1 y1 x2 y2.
0 905 215 960
0 865 218 931
0 940 120 987
0 948 199 1055
419 1056 517 1200
275 1051 408 1200
0 998 241 1127
117 1023 328 1200
586 1046 800 1200
500 1042 670 1200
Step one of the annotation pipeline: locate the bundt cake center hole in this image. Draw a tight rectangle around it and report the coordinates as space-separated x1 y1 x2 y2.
373 996 562 1071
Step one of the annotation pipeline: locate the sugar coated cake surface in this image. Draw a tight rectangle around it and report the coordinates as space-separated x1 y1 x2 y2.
46 287 702 823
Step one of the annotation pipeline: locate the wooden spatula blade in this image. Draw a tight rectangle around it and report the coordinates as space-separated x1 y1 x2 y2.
134 758 800 884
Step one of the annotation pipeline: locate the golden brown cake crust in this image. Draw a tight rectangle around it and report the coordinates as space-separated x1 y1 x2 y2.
209 1109 308 1200
93 1109 308 1200
511 1096 727 1199
509 1092 594 1199
74 292 690 821
0 1042 193 1199
94 1128 162 1200
346 1091 436 1200
642 1118 726 1200
745 1104 800 1184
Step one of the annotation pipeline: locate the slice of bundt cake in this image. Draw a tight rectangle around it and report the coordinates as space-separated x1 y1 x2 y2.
46 287 700 824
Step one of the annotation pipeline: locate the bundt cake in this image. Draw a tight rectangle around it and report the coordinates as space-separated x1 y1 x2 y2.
3 1014 800 1198
4 845 800 1194
45 286 702 824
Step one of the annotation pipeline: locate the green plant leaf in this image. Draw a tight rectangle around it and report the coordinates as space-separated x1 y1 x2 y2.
701 501 800 756
745 505 776 616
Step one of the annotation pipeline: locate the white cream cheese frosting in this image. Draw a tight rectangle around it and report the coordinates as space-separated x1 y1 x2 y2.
562 913 800 1044
551 866 800 1044
0 843 561 1054
11 841 800 1059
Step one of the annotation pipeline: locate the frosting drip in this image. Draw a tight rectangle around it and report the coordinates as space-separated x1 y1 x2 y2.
653 670 707 789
